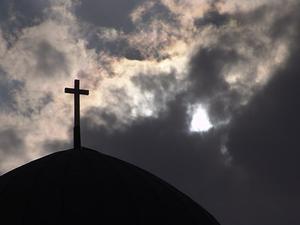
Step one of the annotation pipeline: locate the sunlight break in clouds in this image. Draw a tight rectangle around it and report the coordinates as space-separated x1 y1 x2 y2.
189 104 212 132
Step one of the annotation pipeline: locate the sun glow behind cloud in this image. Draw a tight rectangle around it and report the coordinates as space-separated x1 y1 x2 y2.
189 104 213 132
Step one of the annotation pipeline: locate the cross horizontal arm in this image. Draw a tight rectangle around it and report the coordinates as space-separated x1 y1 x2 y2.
79 89 89 95
65 88 75 94
64 88 89 95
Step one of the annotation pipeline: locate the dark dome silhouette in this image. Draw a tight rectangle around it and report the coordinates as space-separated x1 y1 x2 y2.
0 148 220 225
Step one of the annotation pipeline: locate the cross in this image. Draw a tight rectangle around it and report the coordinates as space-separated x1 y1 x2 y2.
65 79 89 150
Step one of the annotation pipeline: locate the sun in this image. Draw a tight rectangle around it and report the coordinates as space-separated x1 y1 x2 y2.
189 104 213 132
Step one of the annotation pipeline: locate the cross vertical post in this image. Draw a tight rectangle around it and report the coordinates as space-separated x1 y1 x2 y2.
65 79 89 150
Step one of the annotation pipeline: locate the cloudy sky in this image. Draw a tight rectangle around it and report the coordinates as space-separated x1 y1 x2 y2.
0 0 300 224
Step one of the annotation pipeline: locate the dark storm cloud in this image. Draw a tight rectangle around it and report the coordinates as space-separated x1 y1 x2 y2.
189 47 239 98
222 4 300 224
135 1 177 25
84 34 144 60
0 0 49 46
0 68 24 112
123 47 144 60
188 47 242 123
223 36 300 225
226 0 300 189
190 8 257 124
227 40 300 191
195 10 230 28
74 0 143 32
35 41 69 77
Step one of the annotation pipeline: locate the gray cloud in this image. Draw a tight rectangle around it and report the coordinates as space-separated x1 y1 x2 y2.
25 93 53 117
74 0 176 60
42 139 71 153
195 10 231 28
268 3 300 40
227 37 300 191
131 72 178 109
132 1 176 26
35 41 69 77
84 32 145 60
0 128 23 154
0 68 24 112
189 47 239 98
188 46 243 124
0 127 27 174
225 40 300 225
0 0 49 46
74 0 143 32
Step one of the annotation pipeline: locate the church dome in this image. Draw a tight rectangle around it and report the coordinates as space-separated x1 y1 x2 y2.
0 148 220 225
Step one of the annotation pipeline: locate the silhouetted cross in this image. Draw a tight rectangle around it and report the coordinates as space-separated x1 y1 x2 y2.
65 79 89 149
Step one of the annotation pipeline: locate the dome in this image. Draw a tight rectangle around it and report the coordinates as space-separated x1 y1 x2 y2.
0 148 220 225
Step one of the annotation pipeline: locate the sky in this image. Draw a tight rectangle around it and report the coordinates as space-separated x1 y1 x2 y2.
0 0 300 224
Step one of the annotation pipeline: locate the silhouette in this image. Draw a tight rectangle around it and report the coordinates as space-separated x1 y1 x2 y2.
65 79 89 149
0 80 221 225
